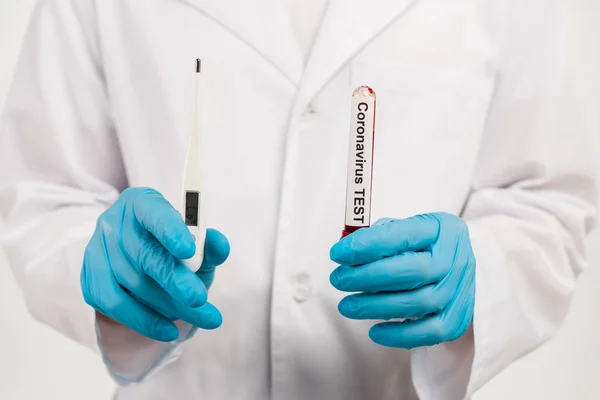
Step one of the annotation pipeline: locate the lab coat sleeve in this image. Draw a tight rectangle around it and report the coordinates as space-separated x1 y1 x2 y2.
411 2 599 399
0 0 193 385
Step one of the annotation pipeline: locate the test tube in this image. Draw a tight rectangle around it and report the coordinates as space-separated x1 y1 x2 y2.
342 86 376 238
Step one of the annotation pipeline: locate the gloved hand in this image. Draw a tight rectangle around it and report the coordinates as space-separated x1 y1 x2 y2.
329 212 475 349
81 187 230 342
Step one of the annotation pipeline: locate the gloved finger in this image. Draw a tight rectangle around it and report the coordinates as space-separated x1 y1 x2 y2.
368 310 471 349
330 214 440 266
196 229 230 288
337 283 452 320
138 295 223 330
81 249 179 342
330 252 445 292
119 223 207 308
368 277 474 349
136 237 209 308
195 229 230 289
129 187 196 259
119 269 222 330
181 302 222 330
198 229 231 272
100 293 179 342
100 289 179 342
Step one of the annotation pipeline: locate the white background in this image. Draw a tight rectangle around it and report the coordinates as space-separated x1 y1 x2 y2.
1 1 599 399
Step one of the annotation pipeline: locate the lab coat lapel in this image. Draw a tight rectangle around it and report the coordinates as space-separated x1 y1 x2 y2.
177 0 304 85
296 0 421 109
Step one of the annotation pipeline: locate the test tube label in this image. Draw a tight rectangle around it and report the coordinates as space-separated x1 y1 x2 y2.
345 93 375 228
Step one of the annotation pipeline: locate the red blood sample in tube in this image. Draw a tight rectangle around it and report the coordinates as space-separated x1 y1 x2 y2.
342 86 376 238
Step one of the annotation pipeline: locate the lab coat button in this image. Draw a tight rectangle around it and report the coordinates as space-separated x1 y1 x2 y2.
292 274 312 303
302 103 315 117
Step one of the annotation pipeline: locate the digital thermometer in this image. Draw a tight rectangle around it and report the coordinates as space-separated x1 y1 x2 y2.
179 59 207 272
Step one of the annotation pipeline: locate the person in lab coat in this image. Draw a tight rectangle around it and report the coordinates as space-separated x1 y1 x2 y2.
0 0 597 399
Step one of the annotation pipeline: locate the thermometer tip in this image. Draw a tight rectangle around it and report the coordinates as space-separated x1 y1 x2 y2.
196 59 201 73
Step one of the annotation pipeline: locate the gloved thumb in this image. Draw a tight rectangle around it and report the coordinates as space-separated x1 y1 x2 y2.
196 228 230 289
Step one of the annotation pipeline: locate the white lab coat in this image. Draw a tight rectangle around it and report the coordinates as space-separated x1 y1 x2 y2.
0 0 597 399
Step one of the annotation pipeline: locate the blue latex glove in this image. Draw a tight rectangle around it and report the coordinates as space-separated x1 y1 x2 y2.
81 187 230 342
329 212 475 349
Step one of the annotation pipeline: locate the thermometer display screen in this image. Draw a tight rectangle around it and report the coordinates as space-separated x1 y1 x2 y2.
185 191 200 227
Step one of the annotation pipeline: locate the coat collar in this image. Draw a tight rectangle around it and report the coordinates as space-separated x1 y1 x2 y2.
177 0 304 85
177 0 420 105
296 0 420 109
